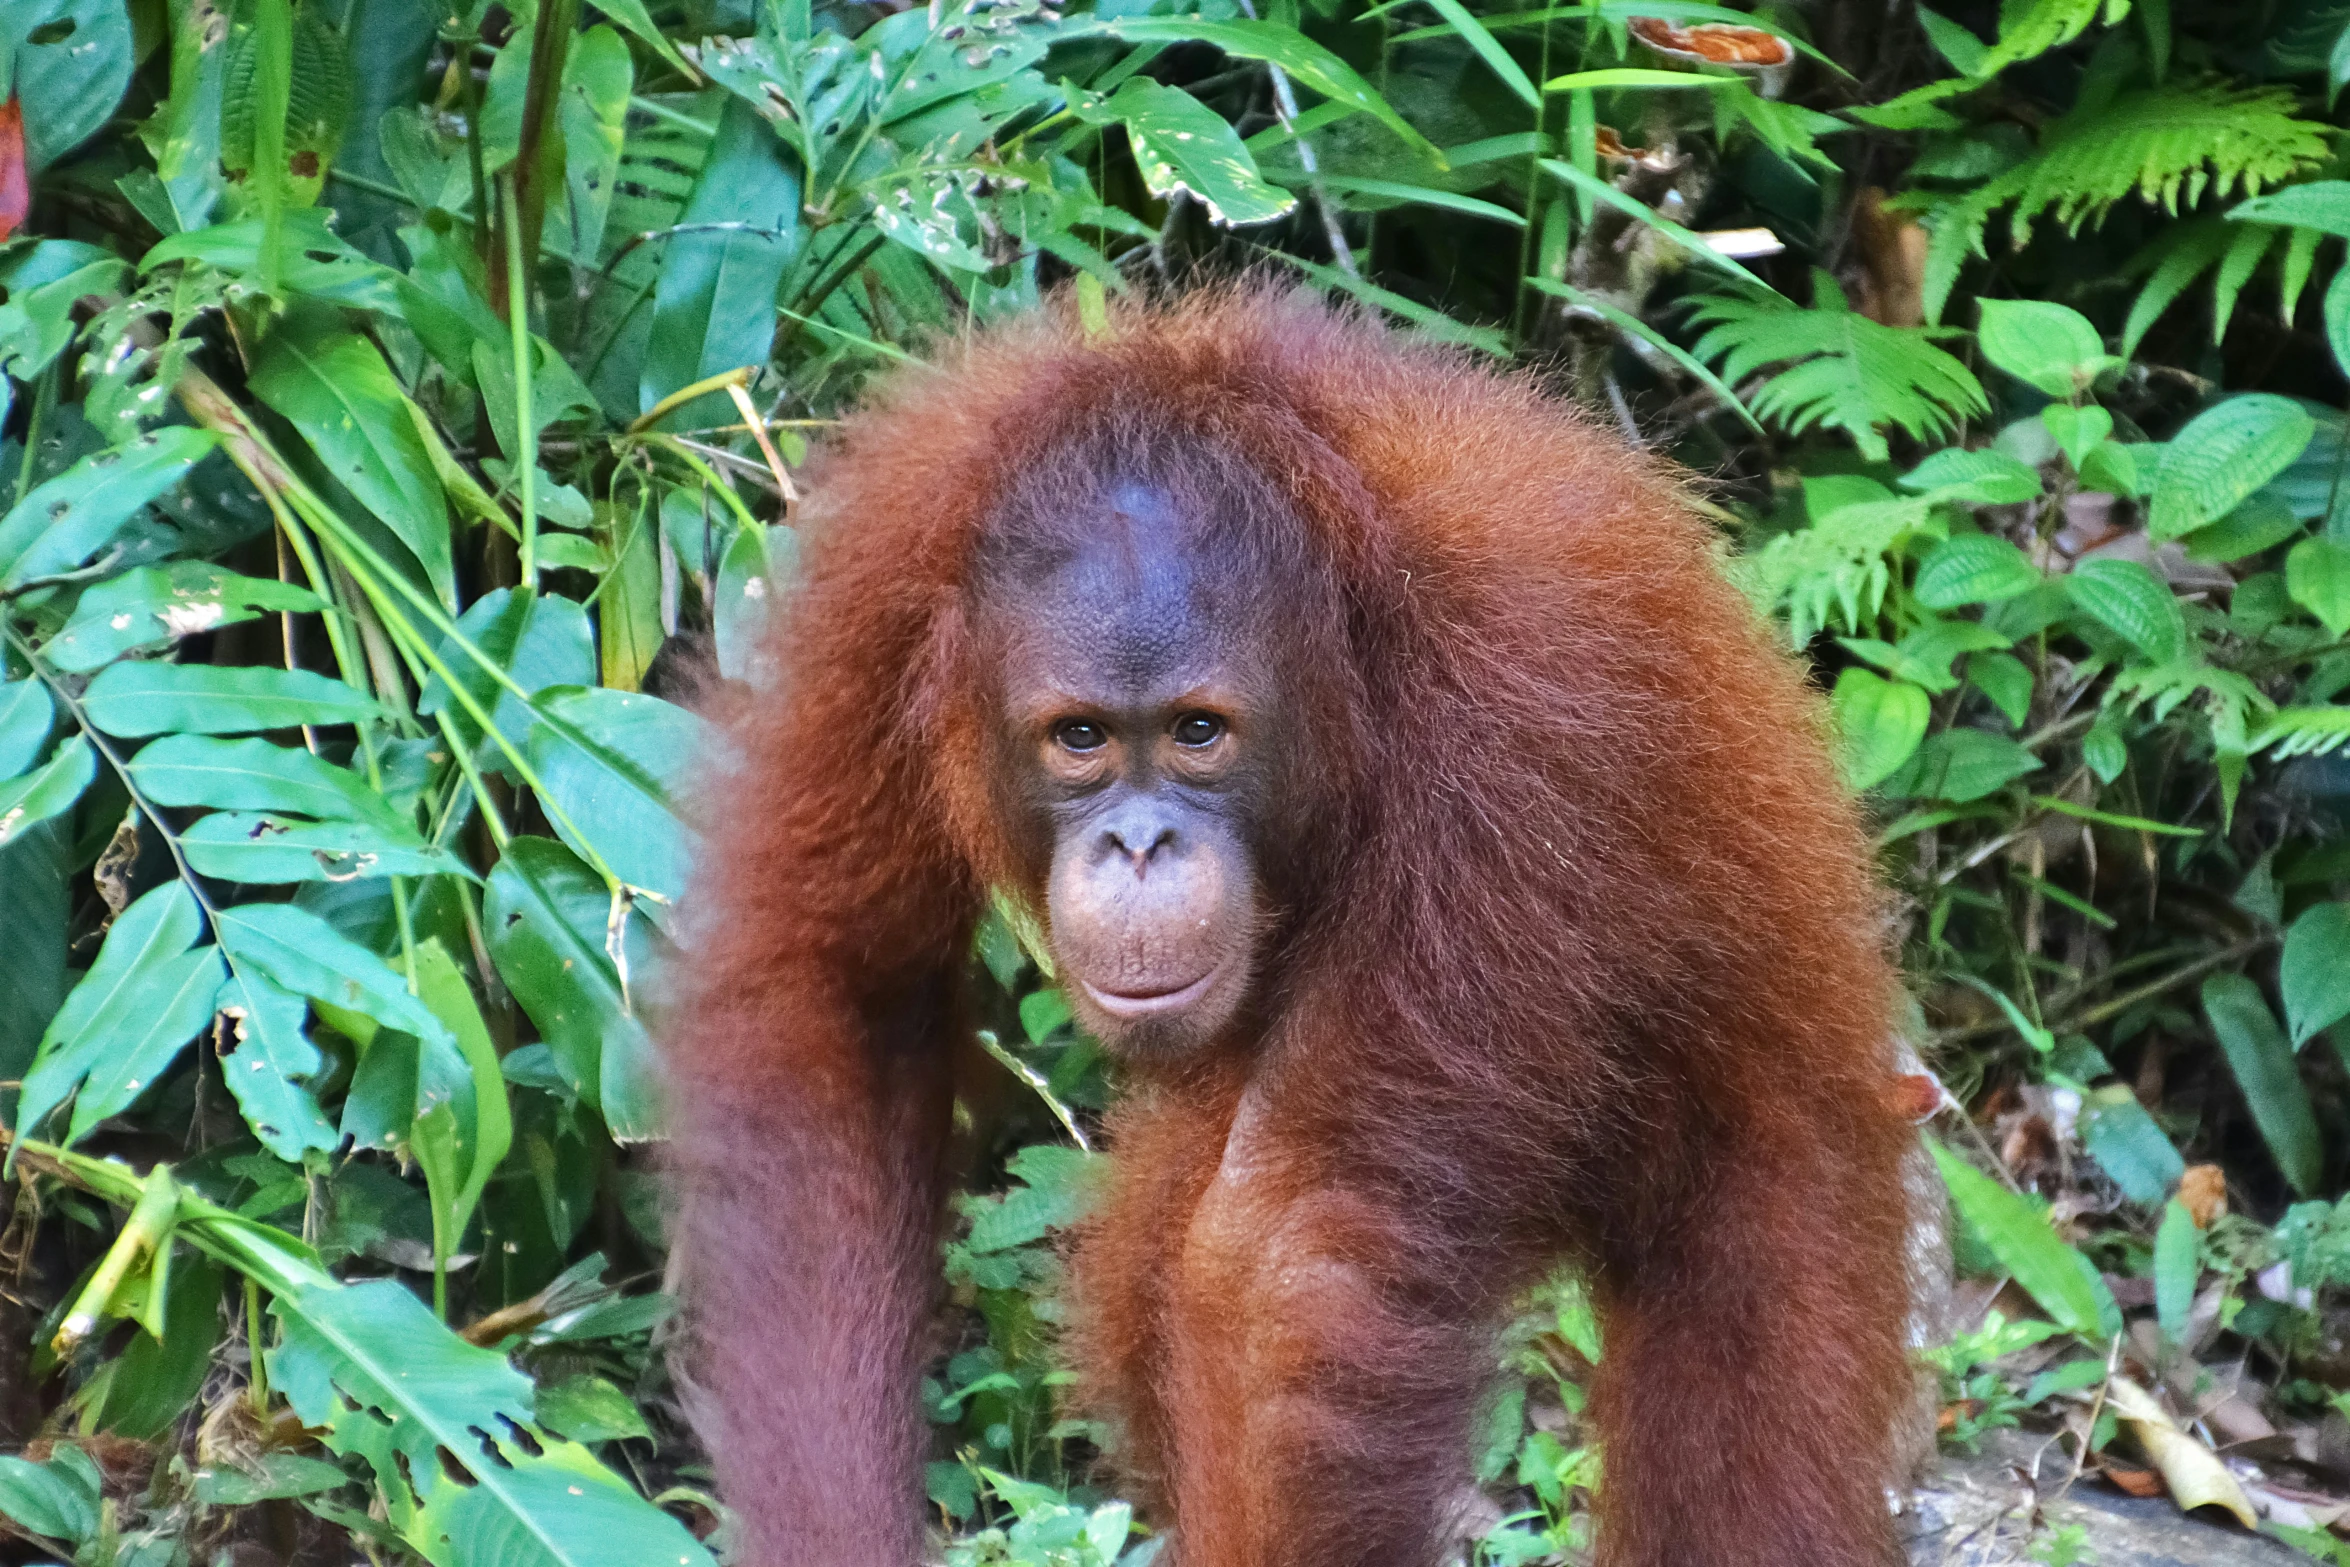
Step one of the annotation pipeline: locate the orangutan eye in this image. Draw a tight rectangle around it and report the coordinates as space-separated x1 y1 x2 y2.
1054 719 1107 753
1172 713 1225 747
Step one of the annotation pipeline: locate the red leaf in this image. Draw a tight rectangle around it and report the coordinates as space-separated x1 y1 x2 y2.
0 98 27 242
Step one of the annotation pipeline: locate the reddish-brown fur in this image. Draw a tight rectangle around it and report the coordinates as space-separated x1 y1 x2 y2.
667 286 1913 1567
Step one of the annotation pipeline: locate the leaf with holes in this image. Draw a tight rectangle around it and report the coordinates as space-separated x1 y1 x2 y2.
180 812 467 884
43 563 323 673
1068 79 1293 227
0 735 92 849
266 1277 713 1567
213 966 337 1159
0 426 216 590
1 0 133 173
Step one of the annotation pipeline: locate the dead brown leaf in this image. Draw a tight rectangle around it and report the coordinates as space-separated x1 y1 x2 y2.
2180 1164 2228 1227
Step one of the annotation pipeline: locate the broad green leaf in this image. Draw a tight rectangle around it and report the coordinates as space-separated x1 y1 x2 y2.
2286 535 2350 636
0 1453 97 1544
0 427 218 590
212 902 452 1049
2203 973 2321 1197
1880 727 2043 802
534 1374 653 1443
2149 396 2317 541
128 734 410 830
526 686 705 903
1968 651 2034 728
268 1278 714 1567
2183 493 2303 563
2229 179 2350 240
1899 446 2043 505
2153 1199 2199 1347
16 884 204 1139
639 97 804 423
1931 1141 2120 1340
2067 559 2186 663
1977 298 2110 398
251 325 456 609
2078 1085 2184 1204
44 563 323 672
1914 535 2043 608
82 663 384 736
2281 902 2350 1048
3 0 133 173
1830 668 1929 790
0 678 52 779
557 27 633 266
2083 712 2127 782
181 812 468 884
213 967 336 1158
2042 403 2113 472
1069 79 1293 227
418 587 594 764
190 1453 353 1505
0 736 94 848
484 837 659 1139
17 880 226 1146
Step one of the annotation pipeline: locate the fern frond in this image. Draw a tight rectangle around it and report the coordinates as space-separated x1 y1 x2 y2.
1685 287 1988 462
1981 0 2105 74
2252 704 2350 758
2008 83 2328 242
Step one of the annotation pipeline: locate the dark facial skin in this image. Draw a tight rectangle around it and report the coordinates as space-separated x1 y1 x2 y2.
983 482 1284 1055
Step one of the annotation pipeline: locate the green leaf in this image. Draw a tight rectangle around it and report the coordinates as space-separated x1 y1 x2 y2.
1068 16 1438 162
1069 79 1293 227
0 1453 97 1544
267 1278 714 1567
2 0 133 174
2286 535 2350 636
557 27 634 265
2078 1084 2184 1204
2228 179 2350 240
2066 559 2186 663
1931 1141 2120 1340
1413 0 1538 107
1968 651 2034 728
2202 973 2322 1197
638 97 804 423
0 677 53 779
212 966 336 1159
2083 712 2127 782
1899 447 2043 506
181 812 469 884
190 1453 354 1505
250 325 456 610
2281 902 2350 1048
82 663 384 736
43 563 323 673
212 902 453 1051
128 734 410 830
2042 403 2113 473
405 938 510 1240
2153 1198 2199 1348
16 884 200 1139
1880 727 2043 802
0 426 218 591
2149 395 2317 541
533 1374 652 1443
418 587 595 765
525 686 704 902
17 880 225 1145
1915 534 2043 609
0 735 94 849
484 838 660 1140
1684 286 1986 462
1830 668 1929 791
1976 298 2110 398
